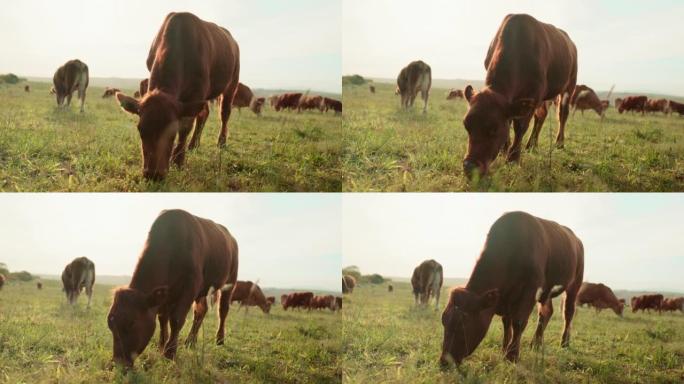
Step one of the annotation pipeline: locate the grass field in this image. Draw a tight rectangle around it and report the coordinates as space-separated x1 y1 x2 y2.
0 280 341 383
342 282 684 384
0 82 342 192
342 83 684 191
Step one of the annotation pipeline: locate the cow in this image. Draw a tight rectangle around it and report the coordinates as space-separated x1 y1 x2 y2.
37 282 43 290
614 98 623 109
644 98 669 114
139 78 149 97
335 296 342 311
24 85 30 92
440 211 584 366
115 12 240 181
266 296 275 306
631 294 663 314
411 259 443 309
268 95 279 109
107 209 239 367
274 93 303 112
576 282 623 317
229 280 272 314
618 96 647 115
369 85 376 94
342 275 356 294
282 292 314 311
134 91 141 98
570 85 605 117
397 60 431 113
668 100 684 116
447 89 464 100
0 273 4 290
102 87 121 98
661 297 684 313
232 82 265 116
53 59 89 113
61 256 95 307
323 97 342 114
298 95 324 112
388 284 394 292
462 14 577 178
280 294 288 305
310 295 336 311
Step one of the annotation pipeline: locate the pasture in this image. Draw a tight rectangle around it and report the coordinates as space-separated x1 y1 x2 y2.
342 83 684 191
0 280 341 383
0 82 342 192
342 282 684 384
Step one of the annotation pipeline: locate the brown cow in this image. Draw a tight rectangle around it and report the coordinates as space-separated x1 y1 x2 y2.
107 209 239 367
280 294 288 305
397 60 431 113
576 282 623 317
102 87 121 98
230 280 272 314
388 284 394 292
24 85 30 92
139 78 149 97
631 294 663 314
661 297 684 313
37 282 43 290
232 82 264 115
644 98 669 114
369 85 376 94
323 97 342 114
440 211 584 366
266 296 275 306
462 14 577 178
570 85 605 117
115 12 240 180
298 95 324 112
61 256 95 307
618 96 647 115
342 275 356 294
282 292 314 311
274 93 303 111
53 59 89 113
310 295 336 311
447 89 464 100
614 98 623 109
668 100 684 116
0 273 4 290
411 259 443 309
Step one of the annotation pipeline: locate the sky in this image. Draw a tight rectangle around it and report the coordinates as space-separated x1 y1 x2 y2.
0 193 341 292
0 0 341 93
343 0 684 96
343 193 684 293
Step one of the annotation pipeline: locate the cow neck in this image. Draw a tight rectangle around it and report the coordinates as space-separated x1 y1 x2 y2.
465 250 507 295
129 242 171 294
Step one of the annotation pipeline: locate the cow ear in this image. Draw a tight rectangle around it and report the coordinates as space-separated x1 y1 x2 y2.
508 98 536 118
147 286 169 308
116 93 140 115
180 101 208 117
464 85 475 103
478 289 499 310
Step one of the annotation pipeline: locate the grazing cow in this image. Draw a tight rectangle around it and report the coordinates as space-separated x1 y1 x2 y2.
576 282 623 317
37 282 43 290
323 97 342 114
388 284 394 292
440 211 584 366
61 256 96 307
298 95 325 112
230 280 272 314
411 259 443 309
614 98 623 109
310 295 336 311
282 292 314 311
668 100 684 115
107 209 239 367
447 89 464 100
232 82 264 115
0 273 4 290
115 12 240 181
342 275 356 294
397 60 431 112
24 85 30 92
139 78 149 97
644 98 669 114
631 294 663 314
570 85 605 117
618 96 647 115
266 296 275 306
369 85 376 93
661 297 684 313
274 93 303 111
102 87 121 98
335 296 342 311
53 59 89 112
462 14 577 178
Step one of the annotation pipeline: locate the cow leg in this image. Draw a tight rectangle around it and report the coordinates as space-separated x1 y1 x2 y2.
216 289 231 345
506 115 532 163
171 117 194 168
561 293 578 348
502 315 513 352
185 296 208 348
188 103 210 150
85 284 93 308
218 94 232 148
531 299 554 349
79 87 86 113
163 298 194 360
504 289 536 362
526 104 548 150
556 92 571 148
158 312 169 351
66 91 73 108
421 90 429 113
414 292 419 306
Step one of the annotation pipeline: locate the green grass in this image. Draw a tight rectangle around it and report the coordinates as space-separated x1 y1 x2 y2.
0 82 341 191
0 280 341 383
342 83 684 191
342 282 684 384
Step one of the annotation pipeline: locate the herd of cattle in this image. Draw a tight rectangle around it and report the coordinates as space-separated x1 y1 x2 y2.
39 12 341 181
375 14 683 178
343 211 683 368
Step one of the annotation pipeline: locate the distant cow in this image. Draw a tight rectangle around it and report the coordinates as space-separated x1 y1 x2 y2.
397 60 431 113
323 97 342 114
274 93 303 111
411 259 443 309
369 85 376 94
37 282 43 290
282 292 314 311
614 98 623 109
24 85 30 92
570 85 605 117
266 296 275 306
462 14 577 178
310 295 336 311
446 89 464 100
576 282 623 316
0 273 5 290
298 95 324 112
661 297 684 313
631 294 663 314
388 284 394 292
440 211 584 366
342 275 356 294
230 280 272 314
644 98 669 114
668 100 684 116
102 87 121 98
233 82 265 116
618 96 647 115
53 59 89 112
107 209 239 367
115 12 240 181
61 256 95 307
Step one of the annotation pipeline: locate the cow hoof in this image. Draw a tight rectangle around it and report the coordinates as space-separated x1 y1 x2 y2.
216 339 224 346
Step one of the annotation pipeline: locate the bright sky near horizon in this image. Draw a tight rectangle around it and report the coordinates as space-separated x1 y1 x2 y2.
343 0 684 96
343 194 684 293
0 194 341 292
0 0 341 93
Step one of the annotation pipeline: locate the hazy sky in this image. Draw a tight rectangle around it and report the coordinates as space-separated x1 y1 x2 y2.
343 194 684 293
343 0 684 96
0 193 341 292
0 0 341 93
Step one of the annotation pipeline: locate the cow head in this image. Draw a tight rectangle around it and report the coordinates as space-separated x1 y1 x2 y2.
462 85 535 178
116 91 206 180
440 288 498 367
615 300 625 317
107 286 168 367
